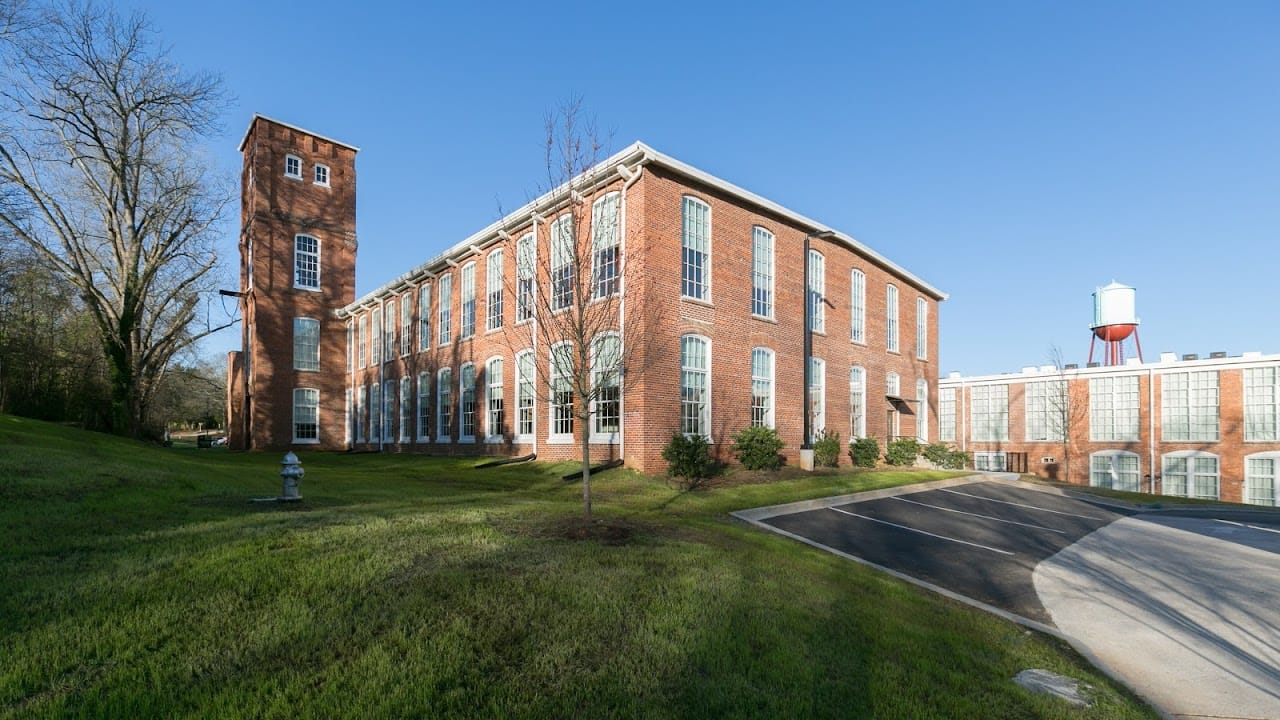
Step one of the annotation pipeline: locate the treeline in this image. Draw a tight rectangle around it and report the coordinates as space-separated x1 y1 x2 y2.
0 244 225 435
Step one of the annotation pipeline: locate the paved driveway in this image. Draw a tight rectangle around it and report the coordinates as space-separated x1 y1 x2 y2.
734 475 1280 719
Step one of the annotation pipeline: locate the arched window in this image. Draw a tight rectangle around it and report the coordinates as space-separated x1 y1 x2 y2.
681 197 710 301
486 356 505 441
1162 451 1218 500
460 262 476 338
849 366 865 438
751 348 774 428
807 250 824 333
436 368 453 442
850 269 865 343
916 378 929 442
592 193 620 298
460 363 477 442
680 335 710 437
550 342 575 440
515 350 536 442
487 250 504 331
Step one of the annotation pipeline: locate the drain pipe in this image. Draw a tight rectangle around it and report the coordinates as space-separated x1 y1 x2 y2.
1148 364 1156 494
614 161 646 464
378 298 385 452
529 211 545 459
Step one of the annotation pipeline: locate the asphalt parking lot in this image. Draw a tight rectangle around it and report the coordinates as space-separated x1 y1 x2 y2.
754 479 1131 624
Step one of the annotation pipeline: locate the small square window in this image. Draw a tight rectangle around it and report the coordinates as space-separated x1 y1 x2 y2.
284 154 302 179
314 163 330 187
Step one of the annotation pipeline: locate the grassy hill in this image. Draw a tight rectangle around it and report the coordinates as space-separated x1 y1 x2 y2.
0 415 1155 719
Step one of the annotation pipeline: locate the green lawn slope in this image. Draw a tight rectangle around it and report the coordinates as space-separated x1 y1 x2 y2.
0 414 1155 719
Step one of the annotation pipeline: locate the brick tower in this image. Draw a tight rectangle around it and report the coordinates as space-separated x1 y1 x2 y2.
227 115 358 450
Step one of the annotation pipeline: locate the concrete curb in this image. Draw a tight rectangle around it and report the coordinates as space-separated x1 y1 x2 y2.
730 473 1176 720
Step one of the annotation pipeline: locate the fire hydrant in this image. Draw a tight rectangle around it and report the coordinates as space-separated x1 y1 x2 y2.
279 452 304 501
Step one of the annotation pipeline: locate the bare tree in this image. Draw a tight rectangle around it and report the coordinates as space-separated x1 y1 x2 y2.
0 1 232 437
1046 345 1089 483
503 99 656 520
0 0 34 43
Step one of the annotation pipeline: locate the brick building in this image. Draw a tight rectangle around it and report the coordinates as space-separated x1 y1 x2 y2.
226 115 946 471
938 352 1280 505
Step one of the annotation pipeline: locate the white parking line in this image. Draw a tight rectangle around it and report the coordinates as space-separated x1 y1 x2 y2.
828 506 1015 556
891 496 1066 533
1215 519 1280 535
939 488 1102 520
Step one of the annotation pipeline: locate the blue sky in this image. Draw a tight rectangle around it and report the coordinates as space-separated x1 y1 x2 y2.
120 0 1280 376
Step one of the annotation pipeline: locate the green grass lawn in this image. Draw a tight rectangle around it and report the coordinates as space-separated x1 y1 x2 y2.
0 415 1157 719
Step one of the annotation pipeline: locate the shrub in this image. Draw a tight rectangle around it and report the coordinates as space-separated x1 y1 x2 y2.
922 443 968 470
662 433 717 488
849 437 880 468
885 437 921 466
732 425 785 471
813 429 841 468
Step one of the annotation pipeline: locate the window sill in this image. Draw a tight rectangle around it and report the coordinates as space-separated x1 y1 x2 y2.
484 436 506 444
293 285 322 293
680 296 713 308
590 436 620 445
751 314 776 324
514 435 534 445
850 338 867 346
292 438 320 445
284 174 303 182
435 436 452 443
459 437 476 444
547 436 575 445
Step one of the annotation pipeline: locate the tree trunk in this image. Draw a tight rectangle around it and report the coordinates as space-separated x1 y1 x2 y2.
580 431 592 521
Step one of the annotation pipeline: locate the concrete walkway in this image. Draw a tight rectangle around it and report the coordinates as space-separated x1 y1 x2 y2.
1035 514 1280 719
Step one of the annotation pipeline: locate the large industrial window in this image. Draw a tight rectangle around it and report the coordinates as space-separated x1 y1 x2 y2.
1162 371 1219 441
916 379 929 442
1090 375 1139 442
460 363 476 442
850 269 865 343
550 215 574 312
1245 367 1279 441
416 372 430 441
1245 453 1279 506
752 227 774 318
592 334 621 440
487 250 504 331
1025 380 1067 442
1162 452 1219 500
886 284 899 352
680 335 710 437
550 343 575 440
293 317 320 371
418 284 431 351
516 350 535 441
916 297 927 360
849 366 866 438
436 368 452 442
356 385 367 443
292 388 319 443
938 387 956 442
358 315 367 368
437 274 452 345
294 234 319 290
974 451 1006 472
460 262 476 339
486 357 504 441
400 293 412 356
809 357 826 442
382 379 394 443
751 348 774 428
592 193 620 299
399 377 411 443
807 250 825 333
370 308 381 365
516 233 534 322
383 299 395 362
970 384 1009 442
369 382 381 443
346 323 353 373
681 197 710 301
1090 450 1139 492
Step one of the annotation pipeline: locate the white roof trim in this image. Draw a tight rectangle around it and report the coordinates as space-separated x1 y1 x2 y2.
940 352 1280 385
239 114 361 153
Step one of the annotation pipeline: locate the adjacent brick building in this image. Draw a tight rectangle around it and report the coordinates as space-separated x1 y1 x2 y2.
938 352 1280 505
226 115 947 471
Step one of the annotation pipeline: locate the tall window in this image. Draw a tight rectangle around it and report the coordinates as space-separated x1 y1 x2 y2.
551 215 574 312
971 384 1009 442
916 379 929 442
887 372 901 439
516 350 535 441
284 154 302 179
1162 371 1219 441
356 385 367 442
438 274 452 345
516 233 534 322
916 297 927 360
592 334 621 440
292 388 319 443
371 308 382 365
1090 375 1140 441
383 299 396 361
293 318 320 371
1163 453 1219 500
886 284 899 352
358 315 367 368
1245 454 1279 506
592 193 620 298
370 382 382 443
751 348 774 427
809 357 825 442
850 269 865 343
345 388 352 445
417 372 430 441
1090 451 1140 492
486 357 504 440
399 377 411 443
1026 380 1066 442
460 363 476 441
487 250 504 331
294 234 319 290
849 366 866 438
681 197 710 301
418 284 430 351
751 227 774 318
460 262 476 339
550 343 574 439
346 323 353 373
436 368 452 441
938 387 956 442
1245 367 1279 441
400 293 412 356
680 335 709 437
379 379 393 443
807 250 825 333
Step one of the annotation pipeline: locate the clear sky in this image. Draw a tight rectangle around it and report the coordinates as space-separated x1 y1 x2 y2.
119 0 1280 376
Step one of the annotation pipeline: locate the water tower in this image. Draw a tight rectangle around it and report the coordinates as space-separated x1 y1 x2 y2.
1089 281 1143 366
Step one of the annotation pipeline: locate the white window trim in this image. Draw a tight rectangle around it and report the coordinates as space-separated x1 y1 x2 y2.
916 297 928 360
680 334 712 440
850 268 866 345
357 315 367 369
516 232 536 325
548 342 575 444
751 347 775 429
751 226 774 320
850 365 866 439
515 349 536 444
416 372 431 442
1089 375 1140 442
313 162 330 187
400 292 412 357
589 333 622 444
438 273 452 346
382 379 395 444
1089 450 1141 492
436 368 453 442
916 378 929 442
886 283 899 353
938 386 956 442
486 249 505 332
549 214 575 314
356 385 367 443
293 317 320 372
808 249 825 335
1161 450 1219 500
1244 367 1280 443
591 192 621 301
680 196 712 304
284 153 303 180
1244 452 1280 507
292 387 320 444
460 261 477 339
809 357 826 443
459 362 477 443
974 451 1007 472
293 234 320 292
417 283 431 352
485 355 506 444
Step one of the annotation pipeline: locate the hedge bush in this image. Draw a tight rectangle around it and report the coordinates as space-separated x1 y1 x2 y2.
813 429 841 468
732 425 785 471
885 437 921 466
849 437 880 468
662 433 717 488
922 443 969 470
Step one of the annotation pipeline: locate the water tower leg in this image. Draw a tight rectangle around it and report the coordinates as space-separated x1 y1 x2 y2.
1088 335 1098 365
1132 329 1144 363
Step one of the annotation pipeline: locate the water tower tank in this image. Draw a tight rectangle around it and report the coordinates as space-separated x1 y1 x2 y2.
1091 281 1138 341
